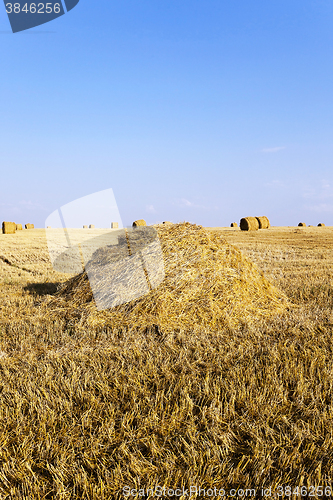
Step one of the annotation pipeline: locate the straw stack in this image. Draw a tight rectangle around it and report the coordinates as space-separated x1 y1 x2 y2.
44 222 289 333
2 222 16 234
240 217 259 231
256 216 270 229
133 219 146 227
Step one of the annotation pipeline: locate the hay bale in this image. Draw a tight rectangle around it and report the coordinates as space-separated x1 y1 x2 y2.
46 226 51 229
89 225 95 229
240 217 259 231
256 216 270 229
16 224 23 231
111 222 119 229
230 222 238 228
83 225 88 229
133 219 146 227
44 222 289 333
318 223 325 227
308 225 314 227
162 221 172 225
298 222 306 227
25 224 34 229
2 222 16 234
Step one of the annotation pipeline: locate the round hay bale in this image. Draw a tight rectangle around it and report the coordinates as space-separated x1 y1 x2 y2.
230 222 238 228
240 217 259 231
25 223 34 229
318 223 325 227
89 225 95 229
83 225 88 229
111 222 119 229
256 216 270 229
133 219 146 227
308 225 314 227
2 222 16 234
162 221 172 225
16 224 23 231
298 222 306 227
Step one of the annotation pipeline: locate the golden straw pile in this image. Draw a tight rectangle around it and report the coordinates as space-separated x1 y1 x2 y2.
43 222 289 332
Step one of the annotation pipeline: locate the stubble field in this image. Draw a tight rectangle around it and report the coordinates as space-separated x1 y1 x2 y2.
0 225 333 499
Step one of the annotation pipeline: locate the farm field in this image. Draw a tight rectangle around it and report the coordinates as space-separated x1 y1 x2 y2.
0 225 333 498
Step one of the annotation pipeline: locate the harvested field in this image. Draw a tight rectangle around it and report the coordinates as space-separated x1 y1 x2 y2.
0 224 333 497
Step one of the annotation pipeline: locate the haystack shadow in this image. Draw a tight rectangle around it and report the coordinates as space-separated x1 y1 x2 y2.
24 282 62 297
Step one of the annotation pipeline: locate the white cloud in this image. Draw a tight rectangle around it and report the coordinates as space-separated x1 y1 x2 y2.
172 198 216 210
261 146 286 153
302 180 333 201
146 204 156 213
264 179 286 188
19 200 48 211
180 198 194 207
305 203 333 213
0 200 47 213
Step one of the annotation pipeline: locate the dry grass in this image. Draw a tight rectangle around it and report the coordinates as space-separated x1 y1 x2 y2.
0 225 333 497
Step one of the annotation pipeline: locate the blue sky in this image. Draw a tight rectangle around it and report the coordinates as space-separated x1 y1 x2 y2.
1 0 333 227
